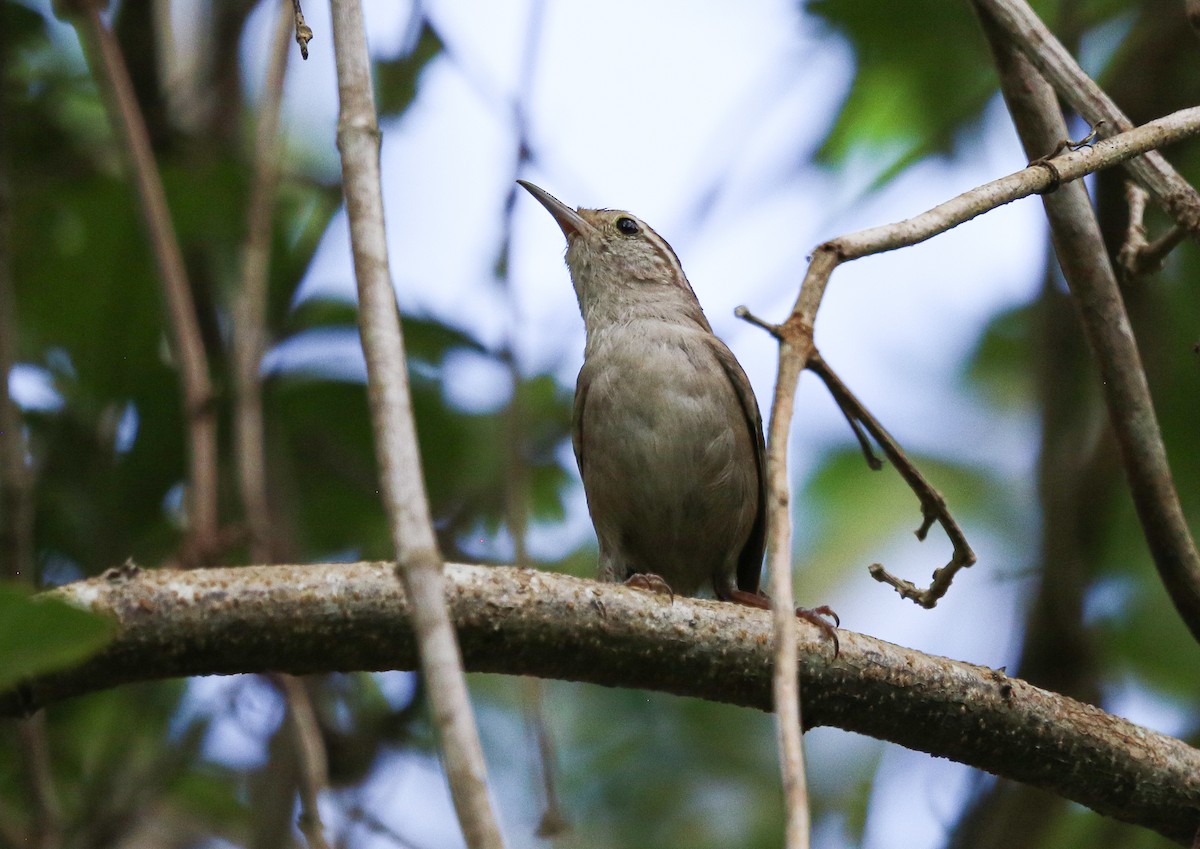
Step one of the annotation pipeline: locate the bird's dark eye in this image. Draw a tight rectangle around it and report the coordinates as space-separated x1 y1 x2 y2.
615 217 640 235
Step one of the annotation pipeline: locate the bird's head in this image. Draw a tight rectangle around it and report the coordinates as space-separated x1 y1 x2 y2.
517 180 706 332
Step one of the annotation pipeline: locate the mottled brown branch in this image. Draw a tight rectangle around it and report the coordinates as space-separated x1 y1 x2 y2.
975 2 1200 645
4 563 1199 845
69 8 219 564
972 0 1200 237
328 4 504 848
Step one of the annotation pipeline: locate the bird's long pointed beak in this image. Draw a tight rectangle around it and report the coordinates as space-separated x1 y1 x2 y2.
517 180 594 240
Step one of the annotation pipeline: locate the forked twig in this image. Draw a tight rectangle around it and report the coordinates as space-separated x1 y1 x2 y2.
1117 181 1186 281
738 304 975 608
806 354 976 608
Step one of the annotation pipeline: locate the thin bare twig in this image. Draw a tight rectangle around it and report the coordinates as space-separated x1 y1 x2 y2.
291 0 313 60
0 94 32 590
1118 181 1151 278
730 309 818 846
738 304 879 468
1118 180 1187 281
70 8 219 565
743 107 1200 617
738 305 973 606
808 354 976 607
328 4 505 848
346 804 427 849
275 675 333 849
523 679 569 838
234 0 291 570
976 2 1200 645
15 714 64 849
973 0 1200 236
789 105 1200 335
1138 226 1188 272
230 7 335 848
492 2 572 836
1 88 63 847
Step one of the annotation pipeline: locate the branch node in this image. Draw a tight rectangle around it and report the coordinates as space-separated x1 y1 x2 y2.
1030 159 1063 194
292 0 313 59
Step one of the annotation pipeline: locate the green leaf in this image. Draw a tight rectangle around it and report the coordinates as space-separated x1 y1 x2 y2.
808 0 996 185
375 22 443 117
0 582 115 689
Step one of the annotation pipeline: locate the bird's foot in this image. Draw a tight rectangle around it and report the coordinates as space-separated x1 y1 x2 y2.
624 572 675 601
724 590 840 658
796 605 840 658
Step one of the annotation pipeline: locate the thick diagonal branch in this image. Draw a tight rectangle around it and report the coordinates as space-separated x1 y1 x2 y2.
4 564 1199 845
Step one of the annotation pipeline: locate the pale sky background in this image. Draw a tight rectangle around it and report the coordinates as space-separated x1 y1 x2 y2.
18 1 1189 847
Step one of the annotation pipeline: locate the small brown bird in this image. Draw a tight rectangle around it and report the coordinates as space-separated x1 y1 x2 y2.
518 180 764 603
518 181 836 643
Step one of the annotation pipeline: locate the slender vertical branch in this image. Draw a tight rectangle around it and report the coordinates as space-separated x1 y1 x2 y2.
492 2 569 834
328 3 505 848
234 0 291 570
765 330 814 849
1 27 65 848
0 93 31 590
230 5 333 847
975 1 1200 644
742 249 839 849
275 675 333 849
68 5 219 563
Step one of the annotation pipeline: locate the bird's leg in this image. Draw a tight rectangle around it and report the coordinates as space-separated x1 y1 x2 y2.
723 588 840 657
624 572 674 601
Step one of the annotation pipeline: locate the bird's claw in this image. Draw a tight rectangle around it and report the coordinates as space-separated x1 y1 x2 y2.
796 605 840 658
624 572 675 601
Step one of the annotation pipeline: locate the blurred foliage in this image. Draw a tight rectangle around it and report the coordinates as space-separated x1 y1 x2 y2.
2 1 1199 849
0 582 114 689
0 2 575 846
